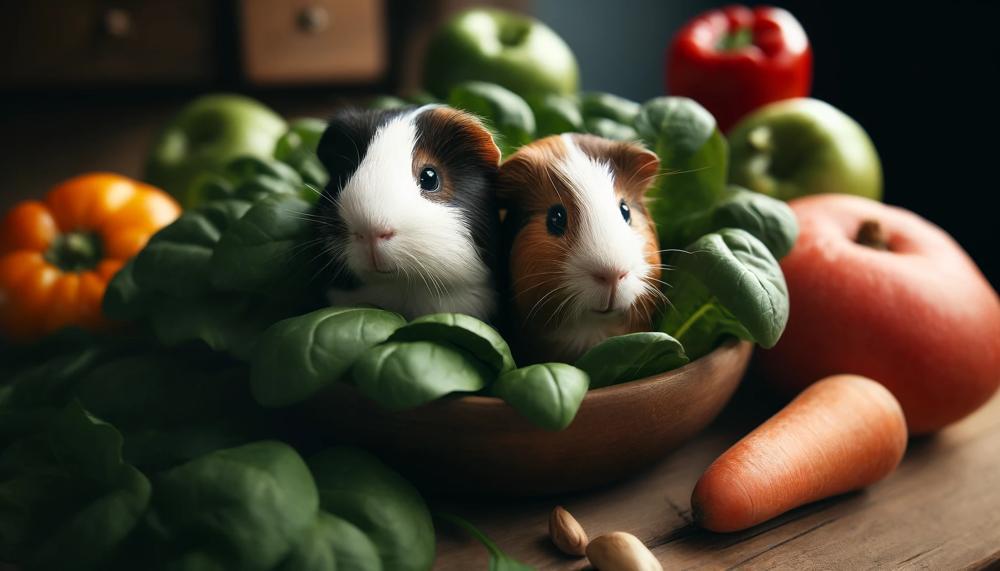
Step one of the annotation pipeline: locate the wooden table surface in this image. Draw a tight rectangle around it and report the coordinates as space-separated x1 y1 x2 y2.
430 379 1000 570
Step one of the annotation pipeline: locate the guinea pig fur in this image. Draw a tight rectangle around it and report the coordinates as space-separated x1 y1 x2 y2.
315 105 502 321
499 133 664 363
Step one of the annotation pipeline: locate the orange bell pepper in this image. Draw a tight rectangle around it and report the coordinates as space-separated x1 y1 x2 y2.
0 173 181 342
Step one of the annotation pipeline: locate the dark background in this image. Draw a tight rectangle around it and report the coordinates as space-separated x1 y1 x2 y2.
1 0 997 286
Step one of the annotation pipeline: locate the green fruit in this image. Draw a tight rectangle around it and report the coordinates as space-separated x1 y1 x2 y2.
423 8 579 99
728 98 883 201
145 94 287 207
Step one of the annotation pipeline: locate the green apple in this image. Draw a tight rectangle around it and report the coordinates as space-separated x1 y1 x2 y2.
145 94 287 207
423 8 579 99
728 98 883 201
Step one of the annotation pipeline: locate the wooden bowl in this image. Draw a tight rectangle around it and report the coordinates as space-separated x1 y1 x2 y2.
307 339 752 496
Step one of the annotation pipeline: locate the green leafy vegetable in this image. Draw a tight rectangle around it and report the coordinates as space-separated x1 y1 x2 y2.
584 117 638 141
132 200 252 299
491 363 589 431
448 81 536 156
673 186 799 259
250 307 406 407
580 91 641 124
309 447 435 571
211 195 321 297
352 341 491 411
437 513 534 571
388 313 516 374
148 295 286 360
576 332 688 389
274 118 329 190
280 512 381 571
0 402 151 571
635 96 729 247
102 259 151 321
369 95 408 110
658 228 789 359
527 93 583 137
152 440 319 571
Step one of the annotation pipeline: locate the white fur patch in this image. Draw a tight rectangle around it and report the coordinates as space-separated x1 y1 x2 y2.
326 108 494 320
555 134 651 318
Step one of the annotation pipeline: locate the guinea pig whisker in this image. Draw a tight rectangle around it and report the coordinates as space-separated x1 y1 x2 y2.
514 277 567 299
546 290 581 327
524 284 570 324
510 270 565 287
301 183 339 208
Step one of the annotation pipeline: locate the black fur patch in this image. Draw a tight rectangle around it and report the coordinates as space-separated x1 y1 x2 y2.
414 107 501 279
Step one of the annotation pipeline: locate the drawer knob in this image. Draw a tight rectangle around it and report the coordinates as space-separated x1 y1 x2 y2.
102 8 133 38
297 5 330 34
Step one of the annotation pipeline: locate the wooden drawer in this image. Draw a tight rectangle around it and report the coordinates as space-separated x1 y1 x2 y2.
239 0 386 85
0 0 215 86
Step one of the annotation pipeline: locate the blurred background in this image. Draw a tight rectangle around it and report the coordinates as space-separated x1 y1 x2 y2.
1 0 996 285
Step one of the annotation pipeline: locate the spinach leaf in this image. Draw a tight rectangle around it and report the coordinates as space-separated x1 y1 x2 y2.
448 81 535 157
0 402 151 571
152 440 319 571
526 93 583 137
279 512 381 571
635 97 729 247
658 228 789 359
274 118 330 191
580 91 641 124
210 195 321 297
148 295 287 360
388 313 516 374
576 332 688 389
437 513 534 571
102 259 151 321
352 341 491 411
309 447 435 571
491 363 589 431
250 307 406 407
132 200 252 299
584 117 638 141
673 186 799 259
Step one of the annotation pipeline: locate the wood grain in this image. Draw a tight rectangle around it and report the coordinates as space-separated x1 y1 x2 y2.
307 341 751 496
431 385 1000 570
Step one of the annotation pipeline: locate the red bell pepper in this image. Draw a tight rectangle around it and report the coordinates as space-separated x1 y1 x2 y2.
667 5 812 132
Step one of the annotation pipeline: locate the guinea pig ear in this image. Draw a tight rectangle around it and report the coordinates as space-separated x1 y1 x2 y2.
451 109 502 167
613 143 661 197
420 107 502 168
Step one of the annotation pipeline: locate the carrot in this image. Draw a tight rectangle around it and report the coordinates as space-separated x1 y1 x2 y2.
691 374 908 532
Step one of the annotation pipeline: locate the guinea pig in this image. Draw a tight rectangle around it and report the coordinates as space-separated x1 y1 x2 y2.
314 105 502 321
498 133 664 363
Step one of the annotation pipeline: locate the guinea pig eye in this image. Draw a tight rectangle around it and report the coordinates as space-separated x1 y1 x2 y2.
419 166 441 192
619 200 631 224
546 204 567 236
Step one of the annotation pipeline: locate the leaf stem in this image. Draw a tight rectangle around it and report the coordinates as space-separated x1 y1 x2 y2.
670 300 713 342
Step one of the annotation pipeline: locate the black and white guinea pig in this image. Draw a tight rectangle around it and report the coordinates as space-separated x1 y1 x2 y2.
314 105 502 321
498 133 664 363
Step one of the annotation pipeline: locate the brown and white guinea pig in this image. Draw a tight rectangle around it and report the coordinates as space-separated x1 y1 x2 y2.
314 105 502 321
498 133 664 363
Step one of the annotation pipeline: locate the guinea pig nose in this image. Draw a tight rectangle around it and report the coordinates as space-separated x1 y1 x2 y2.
375 229 396 241
591 269 629 285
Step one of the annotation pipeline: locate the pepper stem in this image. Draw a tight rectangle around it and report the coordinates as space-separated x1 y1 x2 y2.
855 220 889 250
45 231 104 272
717 27 753 51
